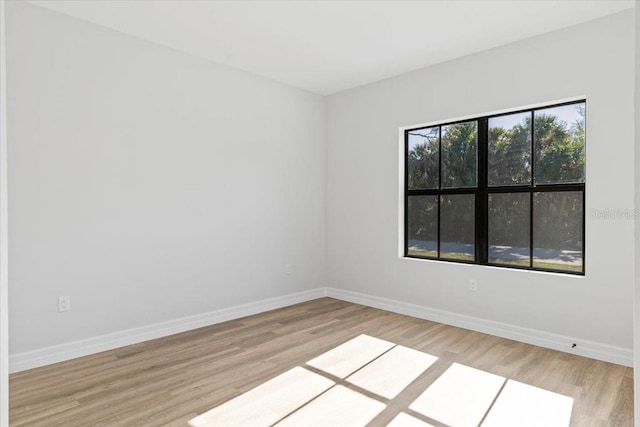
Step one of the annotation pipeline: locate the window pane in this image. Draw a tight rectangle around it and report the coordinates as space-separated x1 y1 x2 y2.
533 192 583 272
441 122 477 188
488 112 531 186
488 193 530 266
407 196 438 258
440 194 474 261
534 103 585 185
407 127 439 189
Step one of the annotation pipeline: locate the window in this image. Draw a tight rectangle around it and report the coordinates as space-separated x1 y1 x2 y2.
405 100 585 274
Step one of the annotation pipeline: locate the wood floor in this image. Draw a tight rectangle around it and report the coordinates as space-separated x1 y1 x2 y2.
9 298 634 426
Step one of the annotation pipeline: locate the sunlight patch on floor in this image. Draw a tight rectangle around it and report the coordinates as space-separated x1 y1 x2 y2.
275 385 386 426
346 344 437 399
410 363 506 427
306 334 395 378
481 379 573 427
187 366 333 427
189 334 574 427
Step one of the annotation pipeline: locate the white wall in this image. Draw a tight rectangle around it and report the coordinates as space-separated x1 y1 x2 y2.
633 3 639 425
326 11 635 352
0 0 8 423
6 2 326 355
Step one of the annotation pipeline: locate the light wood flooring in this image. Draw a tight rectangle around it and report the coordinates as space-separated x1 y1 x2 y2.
9 298 634 426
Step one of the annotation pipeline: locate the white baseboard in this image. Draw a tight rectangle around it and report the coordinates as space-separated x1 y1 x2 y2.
9 288 327 373
10 286 632 373
325 287 633 367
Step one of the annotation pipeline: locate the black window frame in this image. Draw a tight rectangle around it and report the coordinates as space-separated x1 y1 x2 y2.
404 100 586 275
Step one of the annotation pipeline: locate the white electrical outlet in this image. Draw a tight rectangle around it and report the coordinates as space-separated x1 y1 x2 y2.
469 279 478 292
284 264 293 275
58 296 71 312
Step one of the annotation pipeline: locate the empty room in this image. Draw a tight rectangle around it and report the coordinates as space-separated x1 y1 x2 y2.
1 0 640 426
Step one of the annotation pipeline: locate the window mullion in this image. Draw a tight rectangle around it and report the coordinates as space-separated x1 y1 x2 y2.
404 130 409 257
476 118 488 264
529 111 535 268
437 127 442 258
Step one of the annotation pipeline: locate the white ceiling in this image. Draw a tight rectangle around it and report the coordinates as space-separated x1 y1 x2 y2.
28 0 635 95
